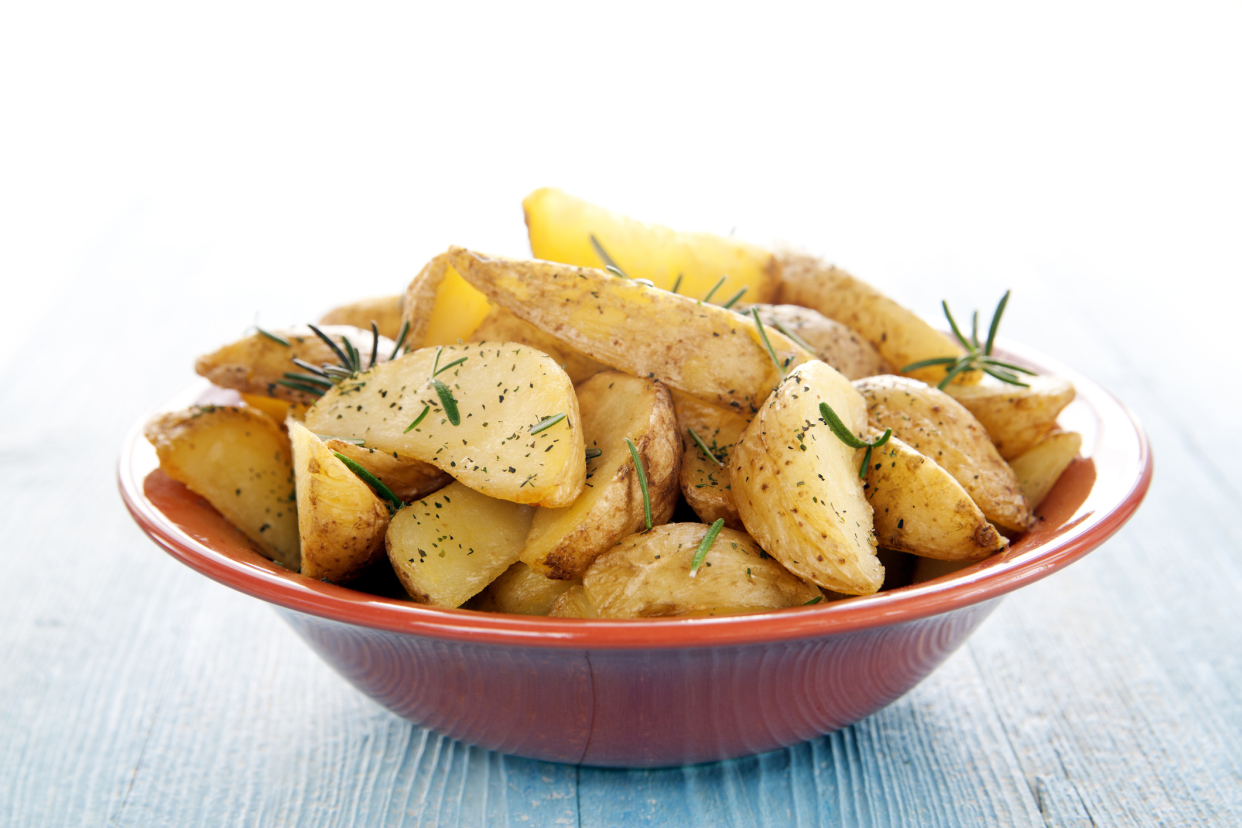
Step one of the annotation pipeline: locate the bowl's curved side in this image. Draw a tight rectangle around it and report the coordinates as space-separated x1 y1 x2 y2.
277 597 1001 767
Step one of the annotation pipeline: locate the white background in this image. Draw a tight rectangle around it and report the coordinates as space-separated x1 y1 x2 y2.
2 1 1238 373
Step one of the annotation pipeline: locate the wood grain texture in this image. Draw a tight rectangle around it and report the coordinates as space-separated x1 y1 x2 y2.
2 214 1240 827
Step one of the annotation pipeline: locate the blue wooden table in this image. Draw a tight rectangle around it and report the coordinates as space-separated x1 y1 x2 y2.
2 5 1239 825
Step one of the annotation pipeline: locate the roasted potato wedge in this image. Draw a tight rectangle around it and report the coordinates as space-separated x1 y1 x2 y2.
467 561 576 615
523 187 780 303
742 304 894 380
1010 429 1083 508
321 440 450 502
195 325 394 406
944 374 1076 460
775 252 974 387
144 405 299 569
240 393 309 425
522 371 680 579
304 343 585 507
583 524 821 618
386 482 535 608
672 391 748 529
862 429 1007 561
730 361 883 595
447 247 811 415
288 420 389 582
402 252 495 349
855 375 1032 532
319 295 405 340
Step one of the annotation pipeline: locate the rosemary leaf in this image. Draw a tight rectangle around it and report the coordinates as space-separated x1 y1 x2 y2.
804 595 824 606
721 286 748 309
291 358 330 378
308 324 353 373
625 437 652 530
276 379 328 397
689 519 725 578
433 380 460 426
390 320 410 359
281 371 334 388
688 426 725 467
984 290 1010 356
771 319 815 354
818 402 869 449
333 452 404 511
589 234 626 277
530 413 566 435
585 448 603 460
404 404 431 433
257 326 290 347
369 321 379 369
702 275 728 303
433 356 468 377
670 273 683 294
750 307 786 379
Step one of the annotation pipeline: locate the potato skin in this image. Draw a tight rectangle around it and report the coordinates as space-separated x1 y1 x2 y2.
730 361 883 595
469 306 607 384
467 562 576 615
862 430 1006 561
944 374 1075 460
195 325 393 405
774 252 974 387
583 524 820 618
743 304 894 380
319 295 405 340
289 420 389 583
855 375 1033 532
144 405 300 569
672 392 747 530
447 247 810 416
521 372 681 580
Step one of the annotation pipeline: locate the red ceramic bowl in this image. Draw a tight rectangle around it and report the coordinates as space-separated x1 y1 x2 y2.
119 338 1151 767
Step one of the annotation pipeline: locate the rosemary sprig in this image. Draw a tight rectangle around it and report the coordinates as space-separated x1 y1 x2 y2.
670 273 683 294
721 286 748 309
333 452 404 512
257 326 290 347
404 405 431 433
689 519 725 578
530 413 567 435
368 322 380 369
277 377 331 397
819 401 893 478
433 380 460 426
751 307 786 379
308 324 358 374
804 595 824 606
687 427 725 468
901 290 1036 389
589 234 627 278
625 437 652 530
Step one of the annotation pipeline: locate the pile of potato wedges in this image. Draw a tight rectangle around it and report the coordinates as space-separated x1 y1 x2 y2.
145 189 1082 618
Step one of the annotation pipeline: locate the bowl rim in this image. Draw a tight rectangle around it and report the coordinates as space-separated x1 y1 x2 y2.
119 337 1151 650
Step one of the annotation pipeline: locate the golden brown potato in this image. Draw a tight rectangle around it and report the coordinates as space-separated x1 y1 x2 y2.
673 392 747 529
944 374 1076 460
195 325 395 405
319 295 405 340
774 252 974 387
862 429 1006 561
1010 429 1083 508
144 405 299 570
467 562 576 615
521 371 681 579
583 524 821 618
742 304 894 379
547 584 598 618
386 482 535 608
321 440 450 503
240 393 309 425
523 187 781 304
288 420 390 583
854 375 1033 532
304 343 585 508
730 361 883 595
446 247 811 416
